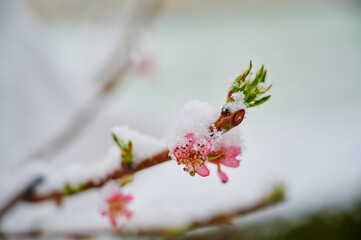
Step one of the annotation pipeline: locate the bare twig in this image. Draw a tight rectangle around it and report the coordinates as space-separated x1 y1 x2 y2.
27 61 131 161
0 185 285 239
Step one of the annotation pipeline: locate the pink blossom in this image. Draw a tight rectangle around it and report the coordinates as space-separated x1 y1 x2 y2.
102 191 133 227
209 145 241 183
173 133 212 177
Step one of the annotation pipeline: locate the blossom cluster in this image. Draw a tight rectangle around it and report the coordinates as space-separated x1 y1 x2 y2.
171 132 242 183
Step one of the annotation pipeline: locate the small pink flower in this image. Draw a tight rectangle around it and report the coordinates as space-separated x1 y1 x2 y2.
102 191 133 227
209 145 241 183
173 133 212 177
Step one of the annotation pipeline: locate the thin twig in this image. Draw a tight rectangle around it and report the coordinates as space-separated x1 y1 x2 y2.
0 185 285 239
27 61 131 161
27 0 163 162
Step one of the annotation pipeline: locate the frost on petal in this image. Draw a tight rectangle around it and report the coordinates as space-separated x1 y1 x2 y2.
196 164 210 177
218 170 229 183
172 133 211 177
185 133 196 142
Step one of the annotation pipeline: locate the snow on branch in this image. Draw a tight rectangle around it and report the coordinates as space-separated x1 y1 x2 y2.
25 127 168 204
21 62 271 205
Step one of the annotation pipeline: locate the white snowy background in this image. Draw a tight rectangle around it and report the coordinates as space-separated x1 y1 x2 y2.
0 0 361 237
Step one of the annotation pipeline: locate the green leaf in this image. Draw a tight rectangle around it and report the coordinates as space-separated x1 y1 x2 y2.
267 184 285 203
112 133 123 150
63 182 85 196
121 140 133 165
112 133 133 165
249 95 271 107
227 61 272 109
258 84 272 94
260 68 267 83
122 152 133 164
64 183 75 195
234 60 252 85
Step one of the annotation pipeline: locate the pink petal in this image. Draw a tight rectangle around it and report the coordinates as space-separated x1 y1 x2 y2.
196 164 210 177
222 146 241 158
173 145 187 159
185 133 196 151
101 211 107 216
218 170 229 183
185 133 196 140
124 208 133 219
123 194 134 201
197 139 212 156
219 157 240 168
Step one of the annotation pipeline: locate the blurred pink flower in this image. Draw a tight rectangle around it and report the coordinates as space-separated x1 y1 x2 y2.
102 191 133 227
173 133 212 177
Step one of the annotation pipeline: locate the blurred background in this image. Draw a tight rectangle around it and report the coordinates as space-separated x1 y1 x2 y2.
0 0 361 239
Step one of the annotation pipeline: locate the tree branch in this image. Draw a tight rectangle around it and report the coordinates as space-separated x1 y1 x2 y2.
23 108 246 204
25 150 170 203
1 185 284 238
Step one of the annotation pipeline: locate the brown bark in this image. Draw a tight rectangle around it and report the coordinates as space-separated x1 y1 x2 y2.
211 109 245 132
25 150 170 203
